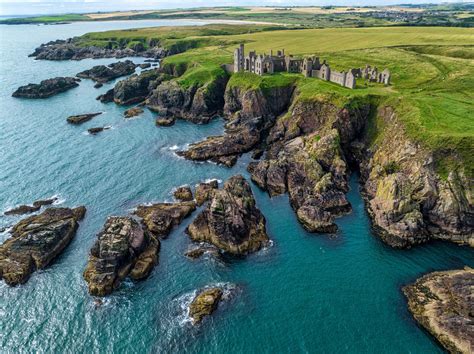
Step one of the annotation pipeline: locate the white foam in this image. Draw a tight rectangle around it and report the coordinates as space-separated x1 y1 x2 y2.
204 178 222 184
168 145 179 151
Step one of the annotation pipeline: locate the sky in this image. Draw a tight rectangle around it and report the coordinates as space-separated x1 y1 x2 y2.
0 0 469 16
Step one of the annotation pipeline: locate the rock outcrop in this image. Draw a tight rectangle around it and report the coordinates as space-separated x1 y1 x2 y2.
178 83 294 166
248 98 369 233
76 60 137 83
67 112 102 124
195 180 218 206
146 74 229 124
359 106 473 248
88 126 110 135
4 197 58 216
174 186 193 202
124 107 144 118
403 267 474 353
189 287 223 324
133 202 196 239
156 117 175 127
12 77 79 98
96 89 114 103
30 38 169 61
187 175 269 255
0 207 86 285
113 69 167 105
83 216 159 296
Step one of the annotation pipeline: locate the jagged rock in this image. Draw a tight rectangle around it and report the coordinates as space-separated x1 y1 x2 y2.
124 107 144 118
179 83 294 166
77 60 137 83
32 197 57 208
83 216 159 296
156 116 175 127
133 202 196 239
185 245 220 259
187 175 269 255
403 267 474 353
4 198 58 215
0 207 86 285
88 126 110 135
12 77 79 98
189 287 223 324
139 63 151 69
4 204 39 215
113 69 166 105
195 180 219 206
67 112 102 124
96 89 114 103
30 38 170 61
174 186 193 202
146 75 228 124
359 106 473 248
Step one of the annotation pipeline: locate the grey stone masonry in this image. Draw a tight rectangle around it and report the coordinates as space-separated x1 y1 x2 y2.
233 44 391 89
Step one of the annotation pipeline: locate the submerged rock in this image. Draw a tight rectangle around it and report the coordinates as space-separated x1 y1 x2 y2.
12 77 79 98
174 186 193 202
195 180 219 206
133 202 196 239
403 267 474 353
0 207 86 285
83 216 159 296
4 197 58 215
67 112 102 125
77 60 137 83
185 245 220 260
124 107 144 118
94 82 103 89
189 287 223 324
187 175 269 255
139 63 151 69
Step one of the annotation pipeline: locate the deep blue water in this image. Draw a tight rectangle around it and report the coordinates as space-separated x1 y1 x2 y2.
0 20 473 353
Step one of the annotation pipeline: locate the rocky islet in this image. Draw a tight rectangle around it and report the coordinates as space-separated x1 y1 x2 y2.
12 77 80 98
0 206 86 285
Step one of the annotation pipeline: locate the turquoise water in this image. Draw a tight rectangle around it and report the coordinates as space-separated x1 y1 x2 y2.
0 20 473 353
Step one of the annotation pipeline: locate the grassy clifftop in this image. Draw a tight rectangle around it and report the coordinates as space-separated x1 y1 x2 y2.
89 24 472 174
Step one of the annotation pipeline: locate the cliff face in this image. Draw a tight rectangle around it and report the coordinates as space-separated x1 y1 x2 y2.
146 75 229 124
359 106 473 248
248 97 370 232
179 83 295 166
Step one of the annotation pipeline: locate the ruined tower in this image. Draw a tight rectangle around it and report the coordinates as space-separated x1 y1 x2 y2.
234 44 245 73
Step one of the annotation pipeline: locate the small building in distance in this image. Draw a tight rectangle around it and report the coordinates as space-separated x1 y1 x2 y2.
233 44 391 89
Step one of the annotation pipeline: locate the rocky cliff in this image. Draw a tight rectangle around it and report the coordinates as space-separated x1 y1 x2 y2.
358 106 473 248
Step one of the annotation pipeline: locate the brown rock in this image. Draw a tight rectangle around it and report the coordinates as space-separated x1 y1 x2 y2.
0 207 86 285
403 267 474 353
187 175 269 255
189 287 223 324
134 201 196 239
67 112 102 125
195 180 219 206
83 216 159 296
124 107 144 118
155 116 175 127
174 186 193 202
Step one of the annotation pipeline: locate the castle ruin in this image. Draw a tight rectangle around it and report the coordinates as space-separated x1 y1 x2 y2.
233 44 391 89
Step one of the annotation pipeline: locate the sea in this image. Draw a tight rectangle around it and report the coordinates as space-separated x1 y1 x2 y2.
0 19 472 353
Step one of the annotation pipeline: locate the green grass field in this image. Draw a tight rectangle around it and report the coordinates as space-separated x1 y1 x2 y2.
54 24 474 175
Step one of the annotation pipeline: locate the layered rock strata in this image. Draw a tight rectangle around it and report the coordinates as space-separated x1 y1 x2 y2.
403 267 474 353
0 207 86 285
12 77 79 98
187 175 269 255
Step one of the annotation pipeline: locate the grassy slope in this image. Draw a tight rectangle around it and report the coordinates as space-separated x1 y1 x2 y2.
156 26 474 176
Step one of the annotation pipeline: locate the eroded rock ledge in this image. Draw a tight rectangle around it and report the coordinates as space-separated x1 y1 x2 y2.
403 267 474 354
186 175 269 256
358 106 473 248
76 60 137 83
12 77 80 98
0 207 86 285
83 216 159 296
